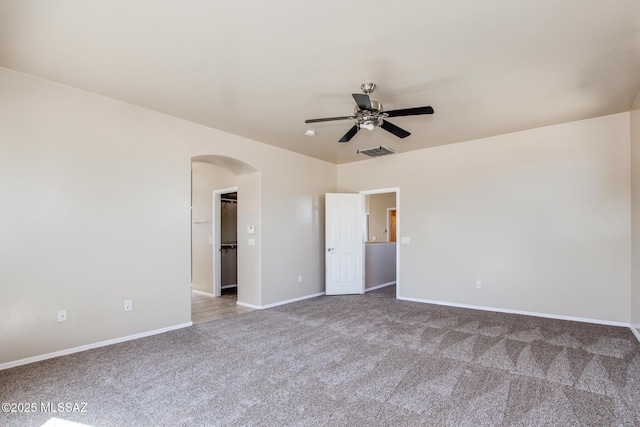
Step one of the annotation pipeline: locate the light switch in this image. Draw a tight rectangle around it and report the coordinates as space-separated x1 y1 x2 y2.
247 226 255 234
248 238 256 246
401 237 411 244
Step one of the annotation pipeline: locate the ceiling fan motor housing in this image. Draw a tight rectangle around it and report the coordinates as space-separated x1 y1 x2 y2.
354 100 382 114
355 100 384 130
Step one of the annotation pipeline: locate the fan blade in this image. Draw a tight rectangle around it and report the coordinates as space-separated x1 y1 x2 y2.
380 120 410 138
352 94 372 110
305 116 354 123
339 125 359 143
384 106 434 117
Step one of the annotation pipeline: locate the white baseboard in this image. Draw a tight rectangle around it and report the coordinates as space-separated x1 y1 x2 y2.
237 292 325 310
192 290 215 297
192 287 235 297
397 296 629 328
631 325 640 343
365 281 396 292
0 322 192 371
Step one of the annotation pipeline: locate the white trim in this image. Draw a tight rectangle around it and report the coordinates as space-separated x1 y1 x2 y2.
395 189 400 299
631 325 640 343
0 322 193 371
360 187 400 195
365 281 396 292
192 290 215 297
397 296 629 327
236 301 261 309
237 292 325 310
221 284 237 289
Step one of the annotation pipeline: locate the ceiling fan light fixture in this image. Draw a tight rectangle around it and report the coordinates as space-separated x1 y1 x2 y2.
304 129 316 137
360 121 375 131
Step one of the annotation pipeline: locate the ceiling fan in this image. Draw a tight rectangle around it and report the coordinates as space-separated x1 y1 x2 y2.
305 82 434 143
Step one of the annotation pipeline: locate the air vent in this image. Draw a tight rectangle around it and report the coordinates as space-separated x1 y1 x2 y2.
357 146 396 157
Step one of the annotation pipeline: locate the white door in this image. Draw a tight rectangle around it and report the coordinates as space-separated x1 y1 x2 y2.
325 193 364 295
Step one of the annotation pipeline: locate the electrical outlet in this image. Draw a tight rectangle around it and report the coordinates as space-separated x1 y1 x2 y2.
57 309 67 322
475 281 482 289
298 275 303 284
124 300 133 311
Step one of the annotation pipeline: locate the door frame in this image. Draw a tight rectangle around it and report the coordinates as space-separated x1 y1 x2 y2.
213 186 238 297
360 187 400 298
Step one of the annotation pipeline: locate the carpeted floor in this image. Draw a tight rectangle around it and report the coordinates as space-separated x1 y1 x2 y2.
1 286 639 426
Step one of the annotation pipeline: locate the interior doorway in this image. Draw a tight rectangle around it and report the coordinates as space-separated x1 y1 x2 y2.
387 208 397 242
190 155 260 322
361 188 399 298
214 187 238 298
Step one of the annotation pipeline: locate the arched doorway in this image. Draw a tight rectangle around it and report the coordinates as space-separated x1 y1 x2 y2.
190 155 261 321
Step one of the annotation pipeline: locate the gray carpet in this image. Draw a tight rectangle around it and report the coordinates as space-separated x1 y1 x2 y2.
1 286 639 426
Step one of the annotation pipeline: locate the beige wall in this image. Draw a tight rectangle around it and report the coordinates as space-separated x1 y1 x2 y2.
191 162 237 294
366 193 396 242
235 171 263 306
0 68 336 365
631 93 640 334
338 113 631 323
259 149 335 306
365 243 396 290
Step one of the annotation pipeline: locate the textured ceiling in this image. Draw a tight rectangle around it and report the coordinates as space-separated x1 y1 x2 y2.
1 0 639 164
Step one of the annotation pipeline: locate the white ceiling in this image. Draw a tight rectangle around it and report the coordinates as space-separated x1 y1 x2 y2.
1 0 639 164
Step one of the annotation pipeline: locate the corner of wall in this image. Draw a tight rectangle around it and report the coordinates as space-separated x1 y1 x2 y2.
632 89 640 111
